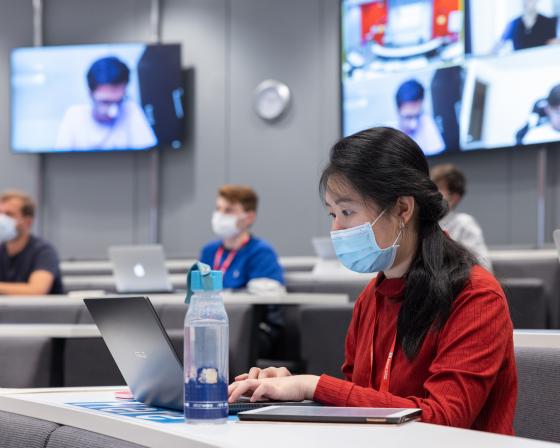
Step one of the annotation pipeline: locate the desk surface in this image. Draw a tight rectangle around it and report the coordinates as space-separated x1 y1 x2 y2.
285 271 375 284
0 324 100 338
60 256 318 276
0 388 555 448
0 292 348 306
513 330 560 348
58 249 560 276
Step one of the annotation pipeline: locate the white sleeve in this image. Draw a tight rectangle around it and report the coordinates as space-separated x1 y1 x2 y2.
55 109 77 150
457 216 493 272
420 115 446 155
127 102 158 149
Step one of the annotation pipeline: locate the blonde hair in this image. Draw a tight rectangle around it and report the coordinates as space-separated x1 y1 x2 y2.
218 185 258 212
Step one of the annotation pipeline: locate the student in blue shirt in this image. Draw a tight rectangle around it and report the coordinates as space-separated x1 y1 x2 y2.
200 184 284 357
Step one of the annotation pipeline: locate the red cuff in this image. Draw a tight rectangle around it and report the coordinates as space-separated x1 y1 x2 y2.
313 374 355 406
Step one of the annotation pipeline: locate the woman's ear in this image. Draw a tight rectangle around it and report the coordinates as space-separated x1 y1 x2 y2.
395 196 415 225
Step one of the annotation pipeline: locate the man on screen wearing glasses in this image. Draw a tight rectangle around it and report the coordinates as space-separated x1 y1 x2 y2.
55 56 157 151
393 79 445 156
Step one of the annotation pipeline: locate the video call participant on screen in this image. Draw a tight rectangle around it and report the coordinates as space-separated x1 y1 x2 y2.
524 84 560 144
200 184 285 356
394 79 445 156
430 164 492 272
229 128 516 435
493 0 559 53
56 56 157 151
0 191 63 295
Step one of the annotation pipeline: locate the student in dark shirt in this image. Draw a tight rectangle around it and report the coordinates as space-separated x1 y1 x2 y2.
0 191 63 295
494 0 559 53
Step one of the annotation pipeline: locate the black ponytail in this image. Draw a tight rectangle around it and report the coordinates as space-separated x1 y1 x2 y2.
320 127 475 358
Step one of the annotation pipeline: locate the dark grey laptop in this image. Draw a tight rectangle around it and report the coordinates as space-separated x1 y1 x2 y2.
84 296 317 414
108 245 173 293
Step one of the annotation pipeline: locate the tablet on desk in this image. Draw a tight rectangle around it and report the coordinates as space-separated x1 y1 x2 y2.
238 406 421 424
229 397 319 415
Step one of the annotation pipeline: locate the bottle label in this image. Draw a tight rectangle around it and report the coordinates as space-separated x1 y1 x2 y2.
184 366 228 420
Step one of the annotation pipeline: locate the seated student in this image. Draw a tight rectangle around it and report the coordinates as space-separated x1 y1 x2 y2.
228 128 516 435
430 164 492 272
0 191 63 295
200 184 284 355
524 84 560 145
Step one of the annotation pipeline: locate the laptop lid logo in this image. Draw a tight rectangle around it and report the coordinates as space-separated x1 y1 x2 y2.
133 263 146 278
134 351 148 359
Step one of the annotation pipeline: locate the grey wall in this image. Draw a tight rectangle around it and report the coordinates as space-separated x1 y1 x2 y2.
0 0 558 260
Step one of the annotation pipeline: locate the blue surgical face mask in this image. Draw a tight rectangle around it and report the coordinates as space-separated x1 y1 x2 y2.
330 209 402 273
0 214 17 243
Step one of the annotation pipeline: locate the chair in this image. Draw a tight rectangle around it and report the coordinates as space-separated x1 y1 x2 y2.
493 257 560 329
45 425 144 448
514 346 560 443
299 304 354 378
0 337 55 388
0 411 59 448
500 278 547 329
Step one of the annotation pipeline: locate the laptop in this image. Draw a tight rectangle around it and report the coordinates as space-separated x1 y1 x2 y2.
311 237 350 276
83 296 317 414
311 237 337 260
553 229 560 261
109 245 173 293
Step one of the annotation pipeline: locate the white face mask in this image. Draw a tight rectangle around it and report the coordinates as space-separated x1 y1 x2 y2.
0 214 17 243
212 211 242 240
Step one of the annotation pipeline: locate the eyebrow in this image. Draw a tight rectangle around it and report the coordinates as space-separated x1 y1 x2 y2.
324 197 356 207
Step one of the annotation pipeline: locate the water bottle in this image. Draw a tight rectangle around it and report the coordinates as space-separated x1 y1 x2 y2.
184 266 229 423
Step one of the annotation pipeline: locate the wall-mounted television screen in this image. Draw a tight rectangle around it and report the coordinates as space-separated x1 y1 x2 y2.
341 0 560 156
11 43 184 153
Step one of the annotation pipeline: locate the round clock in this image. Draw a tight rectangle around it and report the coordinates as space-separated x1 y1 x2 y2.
253 80 291 121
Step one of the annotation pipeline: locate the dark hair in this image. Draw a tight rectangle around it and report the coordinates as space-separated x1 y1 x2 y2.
396 79 425 108
430 163 466 198
320 127 475 358
86 56 130 92
547 84 560 108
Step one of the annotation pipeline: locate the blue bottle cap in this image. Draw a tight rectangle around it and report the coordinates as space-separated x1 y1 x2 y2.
185 262 223 304
190 270 223 292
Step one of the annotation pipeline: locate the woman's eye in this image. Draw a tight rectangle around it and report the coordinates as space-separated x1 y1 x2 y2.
328 212 336 219
342 210 354 217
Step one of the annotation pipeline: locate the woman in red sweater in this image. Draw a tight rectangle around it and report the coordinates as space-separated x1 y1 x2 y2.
228 127 517 434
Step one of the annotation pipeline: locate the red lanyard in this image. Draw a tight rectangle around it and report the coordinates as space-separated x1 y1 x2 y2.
369 314 397 393
213 236 250 274
379 333 397 393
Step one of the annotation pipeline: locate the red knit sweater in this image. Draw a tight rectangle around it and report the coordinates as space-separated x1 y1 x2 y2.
313 266 517 435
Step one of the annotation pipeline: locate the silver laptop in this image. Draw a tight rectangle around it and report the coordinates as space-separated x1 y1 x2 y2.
553 230 560 261
109 245 173 293
84 296 318 413
311 237 337 260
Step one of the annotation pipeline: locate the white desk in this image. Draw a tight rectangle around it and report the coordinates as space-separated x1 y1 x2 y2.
513 330 560 348
60 256 317 277
0 324 100 338
0 292 349 306
285 271 375 284
489 249 558 262
0 387 555 448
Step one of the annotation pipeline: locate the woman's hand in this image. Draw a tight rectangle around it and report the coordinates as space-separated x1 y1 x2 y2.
234 366 292 382
228 375 319 403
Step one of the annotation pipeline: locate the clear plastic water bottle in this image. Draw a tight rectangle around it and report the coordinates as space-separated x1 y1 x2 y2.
184 267 229 423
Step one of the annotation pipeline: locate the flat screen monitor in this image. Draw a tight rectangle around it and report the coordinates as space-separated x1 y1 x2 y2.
11 43 184 153
341 0 560 155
